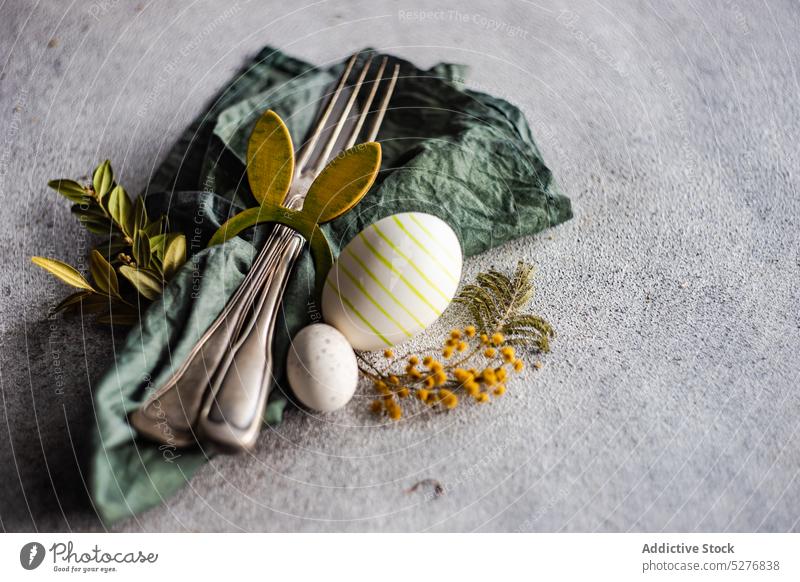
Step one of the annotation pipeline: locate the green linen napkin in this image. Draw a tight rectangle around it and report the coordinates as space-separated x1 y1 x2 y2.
90 47 572 524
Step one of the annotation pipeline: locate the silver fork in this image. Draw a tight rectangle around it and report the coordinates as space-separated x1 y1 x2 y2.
130 53 400 451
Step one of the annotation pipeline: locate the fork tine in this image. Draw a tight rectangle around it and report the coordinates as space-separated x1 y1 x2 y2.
308 53 375 176
344 56 388 149
366 63 400 142
295 53 357 173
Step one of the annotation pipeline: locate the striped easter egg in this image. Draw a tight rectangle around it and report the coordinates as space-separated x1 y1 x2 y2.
322 212 463 351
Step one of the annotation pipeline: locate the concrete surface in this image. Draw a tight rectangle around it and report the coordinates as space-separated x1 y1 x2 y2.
1 0 798 532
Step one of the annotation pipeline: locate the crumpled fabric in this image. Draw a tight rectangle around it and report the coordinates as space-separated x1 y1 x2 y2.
90 47 572 523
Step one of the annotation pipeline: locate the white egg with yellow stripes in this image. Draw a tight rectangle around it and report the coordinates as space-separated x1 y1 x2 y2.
322 212 462 351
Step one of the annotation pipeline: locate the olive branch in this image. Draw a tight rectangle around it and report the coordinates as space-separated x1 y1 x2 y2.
365 260 555 420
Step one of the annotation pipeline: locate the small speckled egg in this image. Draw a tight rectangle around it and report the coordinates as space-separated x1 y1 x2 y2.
322 212 462 351
286 323 358 412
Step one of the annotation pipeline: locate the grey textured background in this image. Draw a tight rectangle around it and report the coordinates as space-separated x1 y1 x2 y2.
1 0 798 532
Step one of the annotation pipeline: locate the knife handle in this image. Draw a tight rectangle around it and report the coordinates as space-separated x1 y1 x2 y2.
197 228 304 450
129 224 289 445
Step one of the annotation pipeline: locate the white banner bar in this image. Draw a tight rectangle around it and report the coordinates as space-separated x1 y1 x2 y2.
1 533 797 581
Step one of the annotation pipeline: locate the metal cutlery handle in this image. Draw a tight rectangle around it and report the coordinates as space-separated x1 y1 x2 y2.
197 227 305 450
129 224 291 445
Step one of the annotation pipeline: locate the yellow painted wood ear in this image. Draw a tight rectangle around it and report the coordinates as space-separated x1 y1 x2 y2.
209 111 382 298
208 206 319 248
247 110 295 207
302 142 381 224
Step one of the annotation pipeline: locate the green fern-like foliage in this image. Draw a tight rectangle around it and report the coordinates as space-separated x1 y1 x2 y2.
453 261 554 352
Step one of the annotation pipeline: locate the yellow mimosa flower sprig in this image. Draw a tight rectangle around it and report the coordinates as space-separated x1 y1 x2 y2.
361 261 554 420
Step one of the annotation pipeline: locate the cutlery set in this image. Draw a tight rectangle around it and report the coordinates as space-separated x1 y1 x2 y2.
130 53 400 452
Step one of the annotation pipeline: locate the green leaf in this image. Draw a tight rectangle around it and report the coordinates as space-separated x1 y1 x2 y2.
56 293 119 316
150 254 163 275
71 203 107 221
31 257 94 291
89 249 120 298
92 160 113 201
52 290 94 313
119 266 162 300
246 109 295 207
108 185 134 237
149 233 167 257
48 179 90 204
143 216 165 238
476 272 513 304
150 233 183 265
133 196 149 232
454 260 538 335
503 314 553 336
77 216 114 236
162 234 186 280
133 230 151 268
303 142 381 224
452 261 554 353
77 293 116 315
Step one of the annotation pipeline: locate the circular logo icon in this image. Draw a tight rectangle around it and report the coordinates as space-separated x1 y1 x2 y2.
19 542 46 570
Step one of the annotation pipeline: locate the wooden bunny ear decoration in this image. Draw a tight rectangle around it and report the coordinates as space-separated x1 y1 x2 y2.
208 110 382 293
